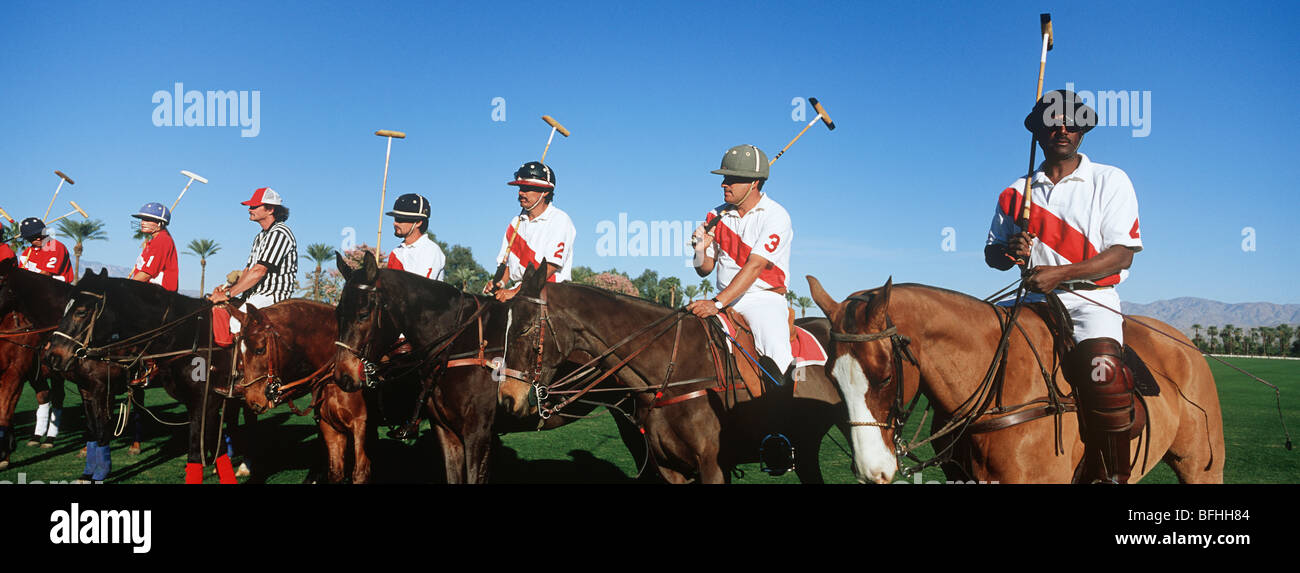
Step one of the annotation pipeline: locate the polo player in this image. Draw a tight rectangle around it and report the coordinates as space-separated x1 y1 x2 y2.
15 217 74 448
129 202 181 291
209 188 298 333
687 144 797 473
985 89 1144 484
385 193 446 280
487 161 576 302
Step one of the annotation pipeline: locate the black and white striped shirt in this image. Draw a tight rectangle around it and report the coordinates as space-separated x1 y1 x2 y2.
244 221 298 301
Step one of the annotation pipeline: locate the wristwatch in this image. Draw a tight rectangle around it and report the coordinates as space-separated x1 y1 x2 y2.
712 297 725 310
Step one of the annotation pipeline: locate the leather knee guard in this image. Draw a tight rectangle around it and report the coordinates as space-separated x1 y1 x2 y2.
1066 338 1136 433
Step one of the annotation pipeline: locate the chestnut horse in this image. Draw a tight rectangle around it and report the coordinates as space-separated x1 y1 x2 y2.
0 259 72 466
498 266 850 484
46 269 244 482
807 276 1224 484
228 299 372 483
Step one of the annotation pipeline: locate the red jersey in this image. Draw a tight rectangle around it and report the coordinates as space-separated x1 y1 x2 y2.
20 238 75 283
133 229 180 291
0 243 14 263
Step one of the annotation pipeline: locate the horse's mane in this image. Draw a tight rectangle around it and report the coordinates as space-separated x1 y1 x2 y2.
86 275 207 335
557 282 679 313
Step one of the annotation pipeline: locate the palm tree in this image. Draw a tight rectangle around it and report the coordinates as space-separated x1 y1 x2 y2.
785 289 797 308
1207 326 1219 353
660 276 682 307
1277 324 1294 357
1192 323 1203 350
56 219 108 280
699 279 714 299
1221 324 1235 354
796 296 813 318
449 266 478 292
304 243 334 301
184 239 221 295
683 284 699 302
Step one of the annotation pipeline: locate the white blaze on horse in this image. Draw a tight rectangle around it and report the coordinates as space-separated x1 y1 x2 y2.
807 276 1225 484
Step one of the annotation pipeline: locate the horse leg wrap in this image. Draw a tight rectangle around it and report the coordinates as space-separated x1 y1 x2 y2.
47 408 62 438
34 402 51 437
87 442 112 482
215 454 237 484
1066 338 1139 483
185 462 204 484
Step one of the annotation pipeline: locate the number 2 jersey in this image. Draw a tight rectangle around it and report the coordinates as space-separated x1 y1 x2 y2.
19 238 75 283
496 204 576 284
704 193 793 294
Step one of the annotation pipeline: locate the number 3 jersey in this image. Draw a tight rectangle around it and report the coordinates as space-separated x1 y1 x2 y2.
496 204 577 285
704 193 793 294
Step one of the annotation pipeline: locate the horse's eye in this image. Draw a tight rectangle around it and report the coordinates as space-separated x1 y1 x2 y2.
254 347 266 355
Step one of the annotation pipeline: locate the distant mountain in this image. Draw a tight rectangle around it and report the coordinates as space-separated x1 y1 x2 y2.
1122 297 1300 336
78 260 200 298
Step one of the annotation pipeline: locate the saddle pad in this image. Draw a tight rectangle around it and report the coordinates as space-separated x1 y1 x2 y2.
714 314 827 367
211 306 234 348
1123 344 1160 397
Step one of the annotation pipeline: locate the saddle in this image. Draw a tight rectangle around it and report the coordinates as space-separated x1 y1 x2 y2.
712 308 827 399
1023 299 1160 397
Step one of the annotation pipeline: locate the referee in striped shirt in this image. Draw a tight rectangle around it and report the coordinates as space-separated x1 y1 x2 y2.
210 187 298 333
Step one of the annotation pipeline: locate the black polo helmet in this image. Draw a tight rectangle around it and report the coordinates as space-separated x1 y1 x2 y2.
507 161 556 191
19 217 47 241
385 193 430 221
1025 89 1097 135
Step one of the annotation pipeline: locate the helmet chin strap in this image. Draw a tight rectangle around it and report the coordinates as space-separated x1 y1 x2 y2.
522 194 546 214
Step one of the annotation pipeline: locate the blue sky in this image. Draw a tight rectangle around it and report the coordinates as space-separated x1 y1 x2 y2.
2 0 1297 307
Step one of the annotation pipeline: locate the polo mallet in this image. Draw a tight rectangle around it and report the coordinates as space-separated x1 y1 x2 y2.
539 115 570 163
43 170 75 220
171 170 209 211
693 98 835 245
373 129 407 256
769 97 836 165
0 205 15 225
46 201 89 225
1012 13 1054 267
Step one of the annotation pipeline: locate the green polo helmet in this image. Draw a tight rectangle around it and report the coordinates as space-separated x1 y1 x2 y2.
710 144 769 180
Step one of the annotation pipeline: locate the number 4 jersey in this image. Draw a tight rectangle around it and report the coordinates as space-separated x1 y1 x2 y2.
496 204 577 285
704 193 793 294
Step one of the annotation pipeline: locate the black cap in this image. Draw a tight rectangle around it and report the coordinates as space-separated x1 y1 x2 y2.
385 193 430 221
507 161 556 190
19 217 47 240
1025 89 1097 135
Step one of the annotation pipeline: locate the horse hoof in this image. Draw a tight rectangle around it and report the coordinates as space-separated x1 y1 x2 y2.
77 447 87 459
0 460 8 470
40 441 54 449
26 438 41 447
127 443 141 456
235 462 251 478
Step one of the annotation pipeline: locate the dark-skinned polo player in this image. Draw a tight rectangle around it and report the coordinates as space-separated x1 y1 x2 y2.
985 89 1143 484
486 161 576 302
687 144 797 474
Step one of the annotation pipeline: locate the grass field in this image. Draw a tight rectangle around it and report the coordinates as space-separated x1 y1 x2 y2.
1 357 1296 484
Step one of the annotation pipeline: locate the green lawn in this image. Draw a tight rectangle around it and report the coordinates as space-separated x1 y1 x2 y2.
1 357 1295 484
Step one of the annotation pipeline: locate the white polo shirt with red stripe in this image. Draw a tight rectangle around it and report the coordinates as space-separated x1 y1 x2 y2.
387 233 446 281
704 193 793 294
496 204 576 285
988 153 1142 286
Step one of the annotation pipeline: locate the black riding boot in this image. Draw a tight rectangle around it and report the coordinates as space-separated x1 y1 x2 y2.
758 359 797 476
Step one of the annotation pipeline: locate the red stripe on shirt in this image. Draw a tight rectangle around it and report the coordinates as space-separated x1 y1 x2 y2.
707 213 787 289
997 187 1121 285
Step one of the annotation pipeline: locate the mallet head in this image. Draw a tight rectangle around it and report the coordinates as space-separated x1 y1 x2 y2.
180 170 208 184
54 170 75 185
808 97 836 131
542 115 571 137
70 201 89 219
375 130 407 139
0 205 14 225
1041 13 1053 51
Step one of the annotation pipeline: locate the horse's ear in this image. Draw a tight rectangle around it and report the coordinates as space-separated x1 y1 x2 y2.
245 303 264 324
335 251 352 281
226 304 247 325
362 250 379 283
98 267 108 277
806 275 840 318
865 277 893 326
520 259 547 296
79 268 95 283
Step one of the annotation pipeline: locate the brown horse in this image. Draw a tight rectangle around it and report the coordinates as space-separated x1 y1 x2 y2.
807 276 1225 484
227 299 372 483
498 266 850 484
0 260 72 465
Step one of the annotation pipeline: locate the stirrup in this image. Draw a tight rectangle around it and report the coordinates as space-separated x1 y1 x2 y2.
386 420 421 441
759 433 795 476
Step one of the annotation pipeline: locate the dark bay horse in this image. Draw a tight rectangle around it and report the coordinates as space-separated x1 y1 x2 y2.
333 253 654 483
228 299 372 483
0 259 73 466
807 276 1225 484
498 266 850 484
45 268 244 482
